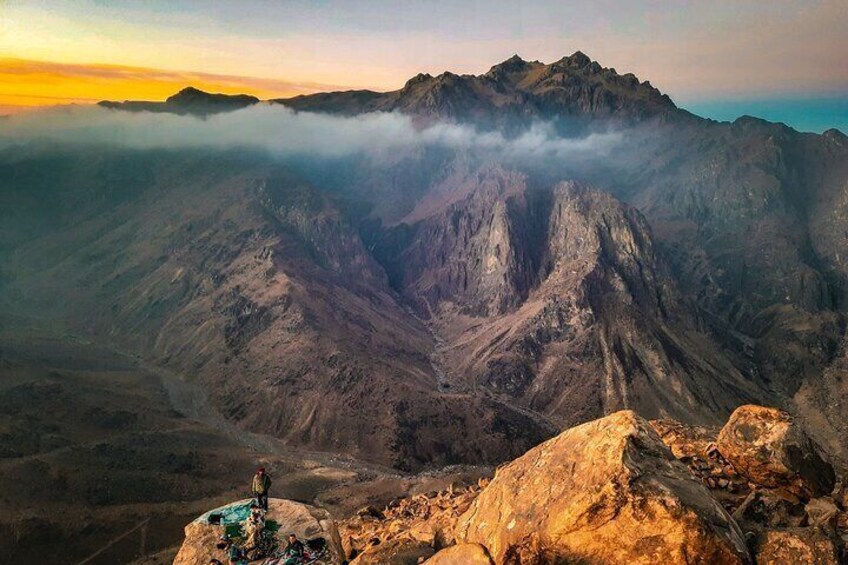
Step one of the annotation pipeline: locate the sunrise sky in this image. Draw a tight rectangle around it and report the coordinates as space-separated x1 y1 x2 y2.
1 0 846 132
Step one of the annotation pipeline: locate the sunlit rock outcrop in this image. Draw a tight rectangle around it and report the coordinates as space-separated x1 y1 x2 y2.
455 410 750 564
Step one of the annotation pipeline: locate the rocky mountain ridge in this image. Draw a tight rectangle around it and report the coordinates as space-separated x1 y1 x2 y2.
99 52 676 127
374 167 764 426
99 86 260 115
6 49 848 563
276 52 677 127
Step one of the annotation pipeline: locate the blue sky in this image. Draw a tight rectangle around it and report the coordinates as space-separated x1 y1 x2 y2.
685 97 848 134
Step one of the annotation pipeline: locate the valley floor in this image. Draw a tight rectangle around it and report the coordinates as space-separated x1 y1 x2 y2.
0 326 489 564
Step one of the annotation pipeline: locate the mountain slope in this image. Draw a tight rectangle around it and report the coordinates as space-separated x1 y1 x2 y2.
1 145 766 470
0 148 552 470
8 50 848 467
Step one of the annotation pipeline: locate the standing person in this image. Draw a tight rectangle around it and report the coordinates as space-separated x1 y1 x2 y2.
251 467 271 510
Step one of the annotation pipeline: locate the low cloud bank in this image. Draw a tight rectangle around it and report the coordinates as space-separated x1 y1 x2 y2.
0 104 622 160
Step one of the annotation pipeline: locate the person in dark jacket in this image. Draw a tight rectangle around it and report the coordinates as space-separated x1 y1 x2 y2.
281 533 305 564
251 467 271 510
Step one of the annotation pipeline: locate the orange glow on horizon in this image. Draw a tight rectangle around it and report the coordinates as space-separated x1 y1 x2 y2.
0 58 353 113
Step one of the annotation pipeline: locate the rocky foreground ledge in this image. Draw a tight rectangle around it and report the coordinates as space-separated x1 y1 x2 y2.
175 405 847 564
173 498 344 564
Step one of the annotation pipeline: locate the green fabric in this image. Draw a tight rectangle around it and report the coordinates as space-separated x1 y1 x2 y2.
197 499 254 526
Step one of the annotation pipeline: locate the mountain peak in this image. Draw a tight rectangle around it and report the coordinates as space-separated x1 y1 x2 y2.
281 50 677 124
173 86 205 97
496 54 528 69
823 128 847 144
486 54 540 76
402 72 434 89
560 50 592 68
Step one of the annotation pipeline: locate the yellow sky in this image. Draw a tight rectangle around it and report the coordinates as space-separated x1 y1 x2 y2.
0 58 344 113
0 4 369 113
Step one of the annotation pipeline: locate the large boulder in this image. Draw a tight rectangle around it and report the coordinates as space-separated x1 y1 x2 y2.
425 543 494 564
173 498 344 565
456 410 750 564
716 405 836 498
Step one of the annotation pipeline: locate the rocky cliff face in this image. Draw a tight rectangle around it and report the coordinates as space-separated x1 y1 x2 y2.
374 166 763 428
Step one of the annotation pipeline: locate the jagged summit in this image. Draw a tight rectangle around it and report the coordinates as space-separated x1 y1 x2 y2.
484 54 543 87
403 72 434 87
278 50 677 125
557 50 592 68
486 54 541 74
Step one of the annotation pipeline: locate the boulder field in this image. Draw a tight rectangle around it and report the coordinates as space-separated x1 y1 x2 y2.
174 405 847 564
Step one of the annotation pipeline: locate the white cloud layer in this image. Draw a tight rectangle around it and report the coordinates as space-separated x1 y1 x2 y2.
0 104 622 161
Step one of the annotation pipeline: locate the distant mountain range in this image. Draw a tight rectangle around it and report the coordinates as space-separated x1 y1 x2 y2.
5 51 847 471
99 85 259 115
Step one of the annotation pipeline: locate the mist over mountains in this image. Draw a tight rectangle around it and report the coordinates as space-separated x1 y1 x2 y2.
0 103 624 163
